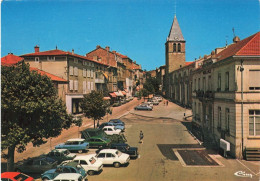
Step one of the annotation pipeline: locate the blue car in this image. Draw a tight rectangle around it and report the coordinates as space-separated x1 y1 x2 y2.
109 119 125 126
99 122 125 131
55 138 89 153
41 161 87 181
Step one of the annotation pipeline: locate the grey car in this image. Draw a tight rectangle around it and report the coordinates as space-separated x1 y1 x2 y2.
134 104 153 111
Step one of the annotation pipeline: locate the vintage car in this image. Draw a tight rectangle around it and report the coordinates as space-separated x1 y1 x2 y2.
110 143 139 159
15 157 58 173
134 104 153 111
102 126 121 135
41 161 87 181
55 138 89 153
49 173 85 181
1 172 34 181
72 155 103 175
94 149 130 168
99 122 125 131
84 136 111 149
109 119 125 126
46 149 76 164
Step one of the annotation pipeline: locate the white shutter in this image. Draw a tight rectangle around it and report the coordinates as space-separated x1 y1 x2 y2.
87 69 90 77
249 70 260 88
69 80 74 90
91 69 93 78
83 68 86 77
91 82 94 90
74 80 78 90
74 67 78 76
69 66 73 75
87 81 90 90
83 81 86 94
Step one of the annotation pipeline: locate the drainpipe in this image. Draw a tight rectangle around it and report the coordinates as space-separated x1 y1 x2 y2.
240 60 244 158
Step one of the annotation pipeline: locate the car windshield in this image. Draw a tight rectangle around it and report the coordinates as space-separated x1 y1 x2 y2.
43 157 56 164
89 157 96 164
64 150 70 155
116 150 122 157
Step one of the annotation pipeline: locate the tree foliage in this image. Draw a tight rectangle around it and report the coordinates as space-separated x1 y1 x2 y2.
80 91 110 128
1 62 76 171
144 77 160 94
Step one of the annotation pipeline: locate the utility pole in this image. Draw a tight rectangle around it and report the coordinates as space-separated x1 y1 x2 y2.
240 60 244 159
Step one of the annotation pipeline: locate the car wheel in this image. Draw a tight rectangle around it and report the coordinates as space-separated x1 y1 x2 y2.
113 162 121 168
78 150 83 153
42 177 49 181
88 170 95 176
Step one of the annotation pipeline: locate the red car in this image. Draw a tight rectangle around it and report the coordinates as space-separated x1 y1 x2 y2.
1 172 34 181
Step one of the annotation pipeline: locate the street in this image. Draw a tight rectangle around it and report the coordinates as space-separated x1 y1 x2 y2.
2 98 259 181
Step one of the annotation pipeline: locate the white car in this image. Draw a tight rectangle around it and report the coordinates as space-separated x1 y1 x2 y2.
73 155 103 175
95 149 130 168
50 173 86 181
102 126 121 135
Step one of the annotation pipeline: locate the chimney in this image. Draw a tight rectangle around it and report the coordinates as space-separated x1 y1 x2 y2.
96 45 101 49
34 45 40 53
112 50 116 54
233 36 240 43
72 49 74 55
105 46 110 51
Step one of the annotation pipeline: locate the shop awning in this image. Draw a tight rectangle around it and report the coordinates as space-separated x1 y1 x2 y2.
114 91 124 97
103 97 111 100
103 72 108 79
109 92 117 98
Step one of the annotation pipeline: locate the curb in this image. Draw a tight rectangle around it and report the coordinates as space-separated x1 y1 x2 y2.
128 111 178 120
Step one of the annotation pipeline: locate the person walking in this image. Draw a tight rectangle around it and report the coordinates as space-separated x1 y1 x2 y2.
166 100 168 106
139 130 144 144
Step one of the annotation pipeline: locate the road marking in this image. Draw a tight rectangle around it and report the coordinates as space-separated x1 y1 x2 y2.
234 171 253 178
236 159 259 176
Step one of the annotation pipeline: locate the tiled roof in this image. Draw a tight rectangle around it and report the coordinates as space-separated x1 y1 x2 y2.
115 52 128 59
185 62 194 66
21 49 109 66
30 67 67 82
216 32 260 61
1 53 24 66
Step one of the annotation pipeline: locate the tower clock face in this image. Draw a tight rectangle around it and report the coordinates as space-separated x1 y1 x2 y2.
174 37 179 40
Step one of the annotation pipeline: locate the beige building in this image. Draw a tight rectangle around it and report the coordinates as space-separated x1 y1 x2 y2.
192 32 260 158
21 46 107 114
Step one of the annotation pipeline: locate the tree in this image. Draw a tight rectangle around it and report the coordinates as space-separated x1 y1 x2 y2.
1 62 77 171
80 91 109 128
144 77 161 94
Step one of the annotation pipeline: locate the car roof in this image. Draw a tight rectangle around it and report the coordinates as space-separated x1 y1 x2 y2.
51 149 67 152
61 161 78 168
74 155 94 160
103 126 114 128
99 149 118 153
53 173 82 179
67 138 85 142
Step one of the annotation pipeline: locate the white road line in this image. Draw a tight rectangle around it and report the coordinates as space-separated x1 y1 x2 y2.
236 159 259 176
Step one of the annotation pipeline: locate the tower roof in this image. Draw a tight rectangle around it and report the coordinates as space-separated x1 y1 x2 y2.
167 15 185 41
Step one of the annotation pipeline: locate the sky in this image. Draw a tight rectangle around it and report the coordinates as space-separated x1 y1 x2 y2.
1 0 259 71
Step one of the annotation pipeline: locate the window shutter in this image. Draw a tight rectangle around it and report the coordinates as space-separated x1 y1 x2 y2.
74 80 78 90
69 80 74 90
87 81 90 90
249 70 260 88
87 69 90 77
74 67 78 76
69 66 74 76
91 69 93 78
83 68 86 77
83 81 86 94
91 82 94 90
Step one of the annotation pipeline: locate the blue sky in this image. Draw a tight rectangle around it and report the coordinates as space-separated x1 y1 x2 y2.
1 0 259 70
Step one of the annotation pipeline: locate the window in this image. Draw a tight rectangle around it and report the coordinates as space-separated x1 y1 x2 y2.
87 69 90 77
225 72 229 91
83 68 86 77
91 82 94 91
198 78 200 90
225 108 230 133
217 73 221 91
87 82 90 90
79 160 87 165
249 110 260 136
208 76 211 91
249 70 260 90
173 43 176 52
69 80 73 90
106 153 115 158
69 66 74 76
35 57 40 62
74 67 78 76
47 56 55 61
91 69 94 78
74 58 78 64
194 79 196 91
97 153 105 158
203 77 206 91
218 107 222 129
178 43 181 52
83 81 86 94
74 80 78 91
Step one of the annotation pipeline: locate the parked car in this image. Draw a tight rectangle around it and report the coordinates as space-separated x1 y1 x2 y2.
72 155 103 175
154 95 163 102
110 143 139 159
95 149 130 168
1 172 34 181
144 102 154 108
84 136 111 149
46 149 76 164
109 119 125 126
151 99 160 105
134 104 153 111
49 173 86 181
55 138 89 153
102 126 121 135
99 122 125 131
41 161 87 181
15 157 58 173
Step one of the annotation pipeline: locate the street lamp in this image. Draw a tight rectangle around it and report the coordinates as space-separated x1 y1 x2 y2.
240 60 244 159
